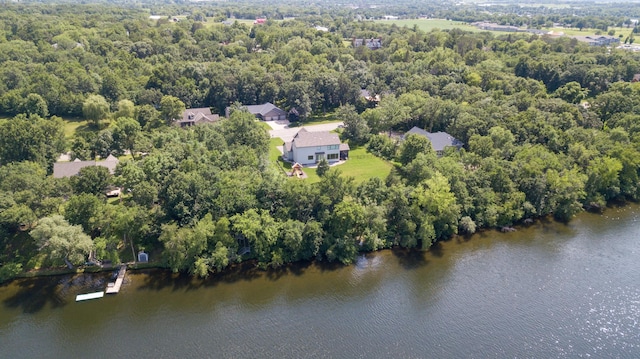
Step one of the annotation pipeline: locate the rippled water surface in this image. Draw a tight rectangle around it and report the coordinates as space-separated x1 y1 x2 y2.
2 206 640 358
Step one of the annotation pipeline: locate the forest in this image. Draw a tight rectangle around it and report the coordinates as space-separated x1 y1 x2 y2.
3 1 640 282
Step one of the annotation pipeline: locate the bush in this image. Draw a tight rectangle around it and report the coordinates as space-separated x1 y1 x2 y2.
0 262 22 283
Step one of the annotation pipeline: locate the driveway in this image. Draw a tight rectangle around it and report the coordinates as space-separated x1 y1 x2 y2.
267 120 344 142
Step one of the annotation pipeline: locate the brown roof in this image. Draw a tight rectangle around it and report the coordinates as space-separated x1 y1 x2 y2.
292 129 341 148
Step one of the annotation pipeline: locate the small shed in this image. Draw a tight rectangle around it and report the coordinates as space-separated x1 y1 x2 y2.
137 251 149 263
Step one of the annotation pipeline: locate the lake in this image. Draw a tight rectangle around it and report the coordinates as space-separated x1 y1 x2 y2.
2 205 640 358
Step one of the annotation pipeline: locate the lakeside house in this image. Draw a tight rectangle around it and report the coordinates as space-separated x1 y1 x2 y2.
283 128 349 165
404 127 463 157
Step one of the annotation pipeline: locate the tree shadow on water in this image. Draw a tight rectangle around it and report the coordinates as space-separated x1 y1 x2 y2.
391 247 429 270
2 276 69 314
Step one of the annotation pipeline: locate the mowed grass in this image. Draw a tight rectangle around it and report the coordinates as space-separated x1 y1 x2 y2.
291 112 343 127
338 145 392 184
268 137 392 184
62 117 93 139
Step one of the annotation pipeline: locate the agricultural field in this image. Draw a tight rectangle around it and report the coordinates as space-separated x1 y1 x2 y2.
374 18 480 32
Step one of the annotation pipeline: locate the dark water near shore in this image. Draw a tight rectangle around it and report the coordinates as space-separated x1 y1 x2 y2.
2 205 640 358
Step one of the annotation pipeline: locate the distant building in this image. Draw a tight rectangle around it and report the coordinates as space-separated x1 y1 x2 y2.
353 38 382 50
474 22 520 32
571 35 620 47
404 127 463 157
53 155 119 178
254 18 266 25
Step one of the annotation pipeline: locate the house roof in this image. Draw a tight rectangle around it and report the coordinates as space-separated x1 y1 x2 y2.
178 108 219 124
405 127 463 152
53 156 120 178
245 102 286 117
292 128 341 148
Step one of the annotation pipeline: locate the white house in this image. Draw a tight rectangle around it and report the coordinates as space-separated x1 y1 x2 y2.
283 128 349 165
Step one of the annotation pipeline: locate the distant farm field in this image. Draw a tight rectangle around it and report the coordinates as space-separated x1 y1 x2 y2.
374 19 480 32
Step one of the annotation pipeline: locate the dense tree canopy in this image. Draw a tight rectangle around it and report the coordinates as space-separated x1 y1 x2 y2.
4 2 640 281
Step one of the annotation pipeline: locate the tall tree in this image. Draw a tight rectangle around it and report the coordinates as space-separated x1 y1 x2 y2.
31 215 93 267
160 95 185 125
83 94 110 127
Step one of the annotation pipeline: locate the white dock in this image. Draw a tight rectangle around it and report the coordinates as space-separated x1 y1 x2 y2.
76 291 104 302
105 265 126 294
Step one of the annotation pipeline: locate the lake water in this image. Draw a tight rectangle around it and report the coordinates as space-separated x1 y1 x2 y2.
2 205 640 358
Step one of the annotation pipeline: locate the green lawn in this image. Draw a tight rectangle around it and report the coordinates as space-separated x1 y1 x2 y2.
257 121 272 131
291 112 342 127
337 146 393 184
62 117 94 139
268 138 392 184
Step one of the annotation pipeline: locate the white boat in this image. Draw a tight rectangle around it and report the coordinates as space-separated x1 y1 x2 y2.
75 291 104 302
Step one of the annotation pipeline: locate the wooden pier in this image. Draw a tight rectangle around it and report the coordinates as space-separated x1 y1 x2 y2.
105 265 126 294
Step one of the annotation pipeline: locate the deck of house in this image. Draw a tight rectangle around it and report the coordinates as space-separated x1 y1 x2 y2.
105 265 126 294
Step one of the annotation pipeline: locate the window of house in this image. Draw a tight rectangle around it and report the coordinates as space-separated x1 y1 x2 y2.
328 145 338 150
308 155 313 160
316 146 322 150
327 153 339 160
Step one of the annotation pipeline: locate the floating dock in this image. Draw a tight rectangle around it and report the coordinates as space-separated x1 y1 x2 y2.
105 265 126 294
76 291 104 302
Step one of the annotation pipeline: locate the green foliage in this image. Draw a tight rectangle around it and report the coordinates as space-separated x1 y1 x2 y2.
82 95 110 127
316 158 330 177
30 215 93 266
160 95 185 125
0 115 65 170
0 262 22 283
71 166 111 196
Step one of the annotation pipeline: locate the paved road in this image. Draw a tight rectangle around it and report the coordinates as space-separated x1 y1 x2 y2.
267 120 343 142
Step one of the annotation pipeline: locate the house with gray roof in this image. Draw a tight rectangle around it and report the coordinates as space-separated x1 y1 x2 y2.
404 127 463 157
53 154 119 178
226 102 287 121
283 128 350 165
175 108 219 127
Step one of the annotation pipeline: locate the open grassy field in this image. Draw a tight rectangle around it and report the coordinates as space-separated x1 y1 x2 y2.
374 19 480 33
544 26 632 37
